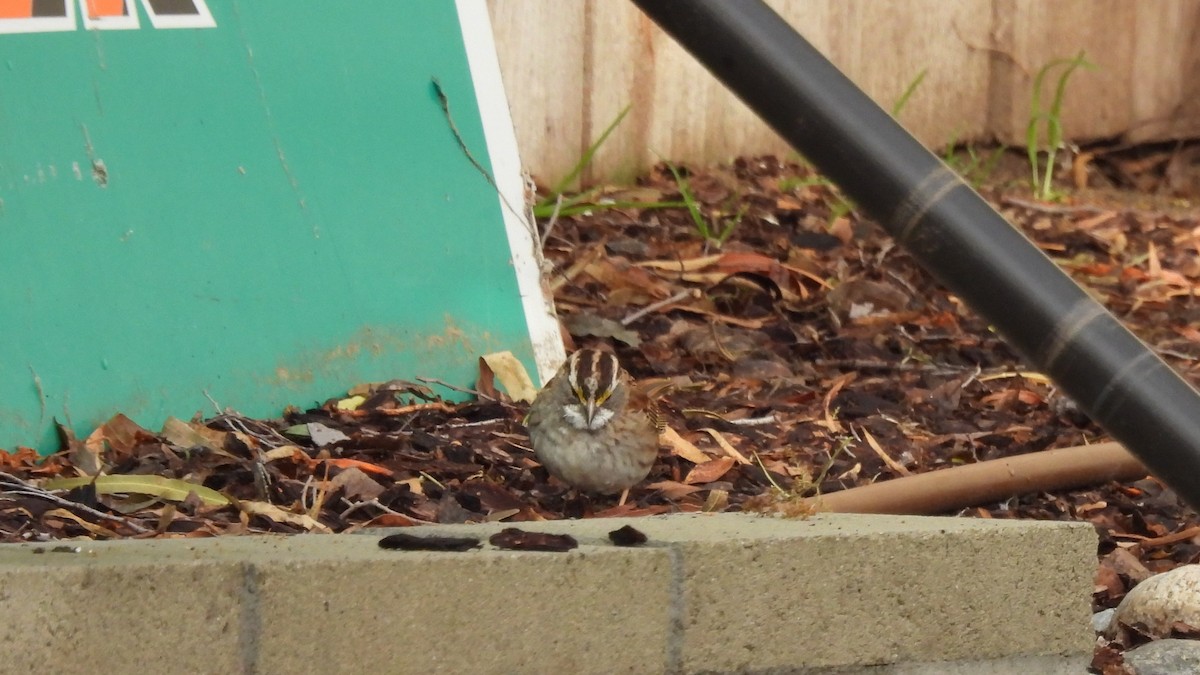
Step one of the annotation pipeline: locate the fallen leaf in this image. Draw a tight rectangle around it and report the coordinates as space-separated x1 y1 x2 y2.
320 458 393 477
77 413 156 474
635 254 723 272
645 480 704 500
481 351 538 403
161 417 229 454
699 428 752 465
0 447 41 471
660 426 711 464
43 474 230 507
263 445 304 462
703 489 730 512
860 428 911 476
239 501 331 532
328 466 385 501
307 423 349 447
684 456 736 484
42 508 120 538
562 313 641 347
336 395 366 411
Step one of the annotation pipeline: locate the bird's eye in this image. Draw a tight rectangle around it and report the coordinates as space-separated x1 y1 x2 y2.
573 386 587 403
595 389 611 405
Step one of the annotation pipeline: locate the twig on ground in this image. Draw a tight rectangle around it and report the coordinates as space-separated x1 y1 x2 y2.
416 377 495 402
340 497 435 524
621 288 699 326
0 472 151 534
540 193 564 249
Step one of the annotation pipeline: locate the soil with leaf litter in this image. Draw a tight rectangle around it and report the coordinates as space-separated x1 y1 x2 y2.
3 149 1199 639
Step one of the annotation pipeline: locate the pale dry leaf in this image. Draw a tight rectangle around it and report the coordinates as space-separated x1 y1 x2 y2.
660 426 711 464
860 427 911 477
684 456 736 484
703 489 729 512
239 501 331 533
307 422 349 447
161 417 229 454
43 508 120 539
635 254 723 272
481 351 538 403
699 428 751 465
263 445 304 462
328 466 385 501
645 480 703 499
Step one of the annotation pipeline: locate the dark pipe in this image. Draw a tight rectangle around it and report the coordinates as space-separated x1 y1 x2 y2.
631 0 1200 512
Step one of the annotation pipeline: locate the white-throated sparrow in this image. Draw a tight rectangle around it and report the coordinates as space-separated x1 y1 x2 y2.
526 349 662 496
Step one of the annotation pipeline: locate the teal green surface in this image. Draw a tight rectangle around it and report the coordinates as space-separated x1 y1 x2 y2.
0 3 534 451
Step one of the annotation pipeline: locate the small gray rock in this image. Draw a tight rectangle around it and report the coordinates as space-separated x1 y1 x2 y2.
1093 608 1116 634
1124 638 1200 675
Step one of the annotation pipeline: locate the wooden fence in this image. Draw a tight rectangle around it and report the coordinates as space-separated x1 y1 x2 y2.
487 0 1200 186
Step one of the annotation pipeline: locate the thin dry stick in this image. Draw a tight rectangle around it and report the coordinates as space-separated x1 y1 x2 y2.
621 288 699 326
430 77 529 234
0 472 151 534
416 377 495 402
540 192 564 249
1124 525 1200 549
340 497 435 524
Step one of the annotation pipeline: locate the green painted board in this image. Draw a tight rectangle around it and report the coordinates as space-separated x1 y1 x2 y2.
0 0 561 451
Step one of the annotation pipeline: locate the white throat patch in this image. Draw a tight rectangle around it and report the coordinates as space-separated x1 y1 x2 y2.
563 404 616 432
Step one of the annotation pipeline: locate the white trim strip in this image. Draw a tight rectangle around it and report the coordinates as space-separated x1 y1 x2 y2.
455 0 565 385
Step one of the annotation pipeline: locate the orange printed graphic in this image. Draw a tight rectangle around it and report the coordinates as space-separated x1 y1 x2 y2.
0 1 34 19
86 0 123 18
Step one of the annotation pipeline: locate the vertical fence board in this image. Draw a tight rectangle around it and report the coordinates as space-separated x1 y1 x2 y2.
1128 0 1200 142
490 0 1200 185
486 0 588 188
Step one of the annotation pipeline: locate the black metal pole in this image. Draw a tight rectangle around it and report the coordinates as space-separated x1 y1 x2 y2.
631 0 1200 512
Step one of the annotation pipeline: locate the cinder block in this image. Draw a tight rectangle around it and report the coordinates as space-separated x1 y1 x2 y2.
627 513 1097 673
0 538 247 675
250 535 673 675
0 512 1096 675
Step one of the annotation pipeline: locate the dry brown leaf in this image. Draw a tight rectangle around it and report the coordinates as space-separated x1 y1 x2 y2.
635 254 723 272
660 426 711 464
328 467 385 501
161 417 229 454
239 501 331 533
684 456 736 484
645 480 703 499
703 489 730 512
699 428 752 465
481 351 537 403
42 508 120 538
77 413 156 475
860 428 911 477
263 445 304 462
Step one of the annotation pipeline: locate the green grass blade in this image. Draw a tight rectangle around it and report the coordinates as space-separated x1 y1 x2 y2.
542 104 632 202
891 68 928 117
663 160 710 239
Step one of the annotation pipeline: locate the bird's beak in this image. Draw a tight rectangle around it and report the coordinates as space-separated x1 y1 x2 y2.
585 399 597 426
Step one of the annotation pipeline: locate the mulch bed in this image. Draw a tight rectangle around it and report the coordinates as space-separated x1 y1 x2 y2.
2 150 1198 635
